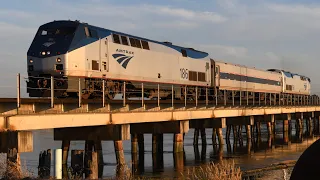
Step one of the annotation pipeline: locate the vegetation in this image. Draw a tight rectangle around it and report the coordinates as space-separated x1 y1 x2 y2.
0 157 242 180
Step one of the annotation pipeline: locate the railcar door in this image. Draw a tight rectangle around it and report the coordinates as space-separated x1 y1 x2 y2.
100 38 108 72
215 65 220 87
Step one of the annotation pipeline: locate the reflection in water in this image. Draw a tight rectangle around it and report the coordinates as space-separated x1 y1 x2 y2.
18 118 320 179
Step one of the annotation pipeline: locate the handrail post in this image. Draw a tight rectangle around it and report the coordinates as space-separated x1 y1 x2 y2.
172 85 174 108
17 73 20 108
157 84 160 107
142 83 144 107
196 86 198 107
51 76 54 108
78 78 81 107
224 90 227 106
184 86 187 107
123 82 126 107
102 79 105 107
253 92 255 106
205 87 208 106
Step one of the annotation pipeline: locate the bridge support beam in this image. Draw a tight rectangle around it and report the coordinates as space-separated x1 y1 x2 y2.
130 120 189 134
54 125 130 141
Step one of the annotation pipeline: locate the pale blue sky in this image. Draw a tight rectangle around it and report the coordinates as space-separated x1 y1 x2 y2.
1 0 320 97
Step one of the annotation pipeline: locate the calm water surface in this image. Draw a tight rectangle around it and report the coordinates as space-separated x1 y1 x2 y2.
19 120 317 178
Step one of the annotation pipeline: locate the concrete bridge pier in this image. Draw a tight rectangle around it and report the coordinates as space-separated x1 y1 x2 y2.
1 131 33 178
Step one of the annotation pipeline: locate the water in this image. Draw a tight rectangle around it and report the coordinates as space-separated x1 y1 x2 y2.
18 120 317 179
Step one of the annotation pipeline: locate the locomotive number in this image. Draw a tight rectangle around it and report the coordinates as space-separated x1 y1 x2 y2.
180 68 189 80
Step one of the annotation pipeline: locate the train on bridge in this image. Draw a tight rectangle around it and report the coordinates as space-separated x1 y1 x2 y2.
26 20 311 101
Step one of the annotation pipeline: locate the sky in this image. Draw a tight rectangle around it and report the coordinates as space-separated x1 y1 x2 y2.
1 0 320 97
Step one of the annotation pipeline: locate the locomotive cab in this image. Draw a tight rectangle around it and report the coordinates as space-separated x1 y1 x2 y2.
26 21 80 97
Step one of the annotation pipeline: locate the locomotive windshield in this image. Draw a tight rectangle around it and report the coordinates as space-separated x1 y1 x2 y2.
38 26 77 36
28 21 80 57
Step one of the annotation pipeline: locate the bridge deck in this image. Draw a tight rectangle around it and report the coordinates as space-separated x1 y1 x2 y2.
0 98 318 131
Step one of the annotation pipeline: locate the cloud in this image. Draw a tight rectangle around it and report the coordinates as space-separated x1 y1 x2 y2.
153 21 198 28
2 0 320 95
152 6 228 23
268 3 320 17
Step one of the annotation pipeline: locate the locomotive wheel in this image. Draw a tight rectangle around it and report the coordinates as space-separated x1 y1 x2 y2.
105 80 117 100
77 91 90 100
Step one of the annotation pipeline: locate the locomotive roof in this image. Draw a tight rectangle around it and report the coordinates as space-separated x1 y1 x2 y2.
43 20 209 56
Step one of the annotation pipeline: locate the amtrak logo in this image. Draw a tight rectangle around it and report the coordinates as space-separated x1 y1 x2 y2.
43 41 55 47
112 54 134 69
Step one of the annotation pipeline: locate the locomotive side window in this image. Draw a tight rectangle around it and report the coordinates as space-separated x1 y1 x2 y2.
141 40 150 50
129 38 136 47
84 27 91 37
181 49 187 57
189 71 197 81
92 60 99 70
90 29 99 38
121 36 129 46
112 34 121 44
198 72 206 82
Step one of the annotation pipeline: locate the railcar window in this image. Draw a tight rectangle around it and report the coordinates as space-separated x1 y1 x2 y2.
129 38 136 47
198 72 206 82
135 39 142 48
141 40 150 50
121 36 129 46
181 49 187 57
113 34 121 44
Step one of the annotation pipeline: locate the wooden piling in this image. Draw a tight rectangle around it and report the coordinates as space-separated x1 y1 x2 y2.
173 133 184 153
71 150 84 178
246 125 252 139
61 140 70 165
193 129 199 145
38 149 51 178
94 141 103 165
267 122 272 136
7 147 21 178
137 134 144 173
212 128 217 146
200 128 207 145
114 141 125 165
131 134 138 153
232 125 238 142
217 128 224 145
283 120 289 144
226 126 231 142
85 151 98 179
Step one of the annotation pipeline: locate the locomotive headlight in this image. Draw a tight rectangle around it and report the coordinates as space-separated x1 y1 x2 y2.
56 58 61 63
47 51 51 55
41 51 46 55
29 59 33 63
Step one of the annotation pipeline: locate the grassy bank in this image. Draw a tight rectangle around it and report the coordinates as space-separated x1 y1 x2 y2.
0 158 297 179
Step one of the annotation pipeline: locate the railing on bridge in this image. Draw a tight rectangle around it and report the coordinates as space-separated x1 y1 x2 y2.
16 73 320 109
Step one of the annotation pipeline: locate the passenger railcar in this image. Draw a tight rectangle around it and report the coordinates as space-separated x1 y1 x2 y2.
267 69 311 95
26 20 311 100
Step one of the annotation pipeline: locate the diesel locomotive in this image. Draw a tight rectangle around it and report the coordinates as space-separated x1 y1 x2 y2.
26 20 311 100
